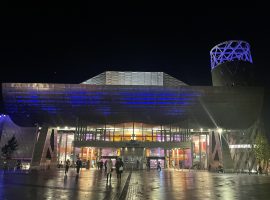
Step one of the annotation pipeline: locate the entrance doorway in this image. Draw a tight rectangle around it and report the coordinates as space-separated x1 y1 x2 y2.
122 147 144 169
147 157 165 169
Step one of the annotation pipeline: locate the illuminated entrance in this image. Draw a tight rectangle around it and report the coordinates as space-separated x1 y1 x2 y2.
57 123 210 170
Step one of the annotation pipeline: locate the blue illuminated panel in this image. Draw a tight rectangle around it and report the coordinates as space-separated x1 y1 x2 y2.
1 83 203 126
2 83 262 129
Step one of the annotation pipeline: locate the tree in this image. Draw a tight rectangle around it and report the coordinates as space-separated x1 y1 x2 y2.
1 135 19 160
253 132 270 172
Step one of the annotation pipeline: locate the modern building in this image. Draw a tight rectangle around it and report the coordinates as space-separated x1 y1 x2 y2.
0 40 269 171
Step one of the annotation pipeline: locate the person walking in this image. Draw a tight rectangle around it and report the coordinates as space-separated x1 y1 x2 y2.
147 159 150 171
104 159 108 173
106 159 113 185
86 160 90 170
65 159 70 175
136 160 140 170
16 160 22 171
100 160 104 170
115 158 124 182
157 161 161 171
76 158 82 174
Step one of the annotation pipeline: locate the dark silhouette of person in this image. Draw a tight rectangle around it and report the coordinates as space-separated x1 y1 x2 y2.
157 161 161 171
65 159 70 175
115 158 124 182
86 160 90 170
147 159 150 171
136 160 140 169
97 161 100 170
258 165 263 174
100 160 104 170
76 158 82 174
16 160 22 170
104 160 108 172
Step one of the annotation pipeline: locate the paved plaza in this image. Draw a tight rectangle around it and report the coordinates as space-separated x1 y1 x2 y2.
1 168 270 200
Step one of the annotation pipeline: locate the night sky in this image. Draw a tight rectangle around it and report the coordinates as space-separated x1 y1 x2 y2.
1 8 270 86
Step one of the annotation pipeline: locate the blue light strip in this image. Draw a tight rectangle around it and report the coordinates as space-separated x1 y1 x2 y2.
2 84 203 123
210 40 253 70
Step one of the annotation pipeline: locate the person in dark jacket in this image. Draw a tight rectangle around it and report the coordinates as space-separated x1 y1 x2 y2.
115 158 124 182
157 161 161 171
65 159 70 175
76 158 82 174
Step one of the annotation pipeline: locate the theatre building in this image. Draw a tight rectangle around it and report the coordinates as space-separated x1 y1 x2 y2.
0 40 268 171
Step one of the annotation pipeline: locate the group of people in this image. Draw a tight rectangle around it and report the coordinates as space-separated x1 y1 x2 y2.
64 158 82 175
105 158 124 184
63 157 124 184
97 160 104 170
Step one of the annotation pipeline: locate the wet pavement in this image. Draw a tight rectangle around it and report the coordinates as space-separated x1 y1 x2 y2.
1 168 270 200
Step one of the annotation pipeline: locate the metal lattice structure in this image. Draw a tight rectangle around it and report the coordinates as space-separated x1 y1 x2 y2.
210 40 253 70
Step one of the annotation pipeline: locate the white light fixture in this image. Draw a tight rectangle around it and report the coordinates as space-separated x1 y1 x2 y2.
217 128 223 134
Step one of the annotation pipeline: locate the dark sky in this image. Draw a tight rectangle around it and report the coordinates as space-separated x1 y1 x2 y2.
1 7 270 86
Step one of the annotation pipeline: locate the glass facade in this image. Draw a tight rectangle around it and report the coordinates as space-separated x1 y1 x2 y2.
191 134 208 169
75 123 191 143
55 124 213 169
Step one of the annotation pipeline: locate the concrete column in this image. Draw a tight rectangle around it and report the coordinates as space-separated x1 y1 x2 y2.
64 133 68 163
199 134 201 167
122 124 124 141
104 124 106 141
132 122 135 140
142 123 144 141
57 132 62 163
206 133 209 169
72 141 76 166
190 136 194 167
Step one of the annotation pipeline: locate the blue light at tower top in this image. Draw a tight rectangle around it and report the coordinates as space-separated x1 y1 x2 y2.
210 40 253 70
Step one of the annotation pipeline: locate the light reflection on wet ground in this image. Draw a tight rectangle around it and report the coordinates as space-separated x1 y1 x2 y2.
1 169 270 200
126 170 270 200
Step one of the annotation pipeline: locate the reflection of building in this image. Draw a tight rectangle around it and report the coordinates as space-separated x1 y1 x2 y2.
0 40 269 171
